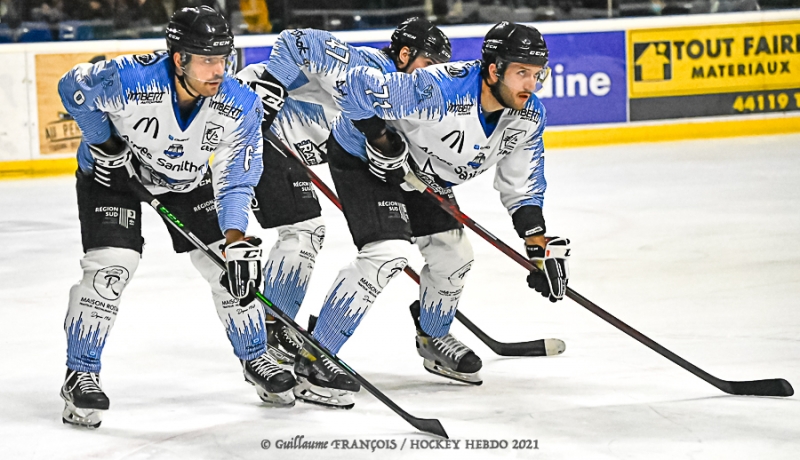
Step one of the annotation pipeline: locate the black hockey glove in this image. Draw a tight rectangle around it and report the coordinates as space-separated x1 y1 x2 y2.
365 130 410 186
526 237 571 303
88 135 137 192
221 237 263 306
242 67 286 134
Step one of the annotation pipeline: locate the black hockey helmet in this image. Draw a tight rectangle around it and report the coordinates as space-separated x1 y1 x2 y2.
166 6 233 57
482 21 548 75
389 17 451 65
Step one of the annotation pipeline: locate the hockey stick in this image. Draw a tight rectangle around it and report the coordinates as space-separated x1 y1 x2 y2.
127 179 448 438
411 179 793 398
264 130 560 357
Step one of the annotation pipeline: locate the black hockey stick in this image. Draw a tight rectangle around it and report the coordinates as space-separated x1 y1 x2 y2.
264 131 560 358
413 181 793 398
127 179 448 438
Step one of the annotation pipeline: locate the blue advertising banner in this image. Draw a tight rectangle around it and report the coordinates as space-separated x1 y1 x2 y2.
242 31 628 126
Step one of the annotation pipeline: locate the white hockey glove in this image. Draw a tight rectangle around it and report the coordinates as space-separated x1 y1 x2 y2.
88 135 137 192
526 237 571 303
365 130 410 186
221 237 264 305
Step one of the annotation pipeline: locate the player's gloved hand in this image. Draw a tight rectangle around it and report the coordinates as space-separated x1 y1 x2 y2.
221 237 264 306
88 135 137 192
526 237 571 302
238 65 286 134
365 130 410 186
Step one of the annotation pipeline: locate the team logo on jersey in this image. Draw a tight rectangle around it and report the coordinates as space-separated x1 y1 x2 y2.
93 265 130 301
467 152 486 169
499 128 526 155
447 102 474 116
133 53 159 66
202 122 224 152
445 65 469 78
73 90 85 105
417 84 434 103
133 117 159 139
163 144 185 159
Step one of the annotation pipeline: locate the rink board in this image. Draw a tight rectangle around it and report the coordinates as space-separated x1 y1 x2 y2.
1 11 799 178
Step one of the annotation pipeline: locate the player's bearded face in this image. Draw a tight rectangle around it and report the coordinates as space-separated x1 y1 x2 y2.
181 53 233 97
492 62 545 110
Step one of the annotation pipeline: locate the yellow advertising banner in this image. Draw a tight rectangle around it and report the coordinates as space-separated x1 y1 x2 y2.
628 21 800 98
36 51 149 155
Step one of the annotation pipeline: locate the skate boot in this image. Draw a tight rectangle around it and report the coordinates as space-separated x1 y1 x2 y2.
411 301 483 385
60 369 109 428
293 341 360 409
242 352 297 407
265 315 310 367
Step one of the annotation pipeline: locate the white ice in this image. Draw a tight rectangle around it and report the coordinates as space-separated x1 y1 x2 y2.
1 134 799 460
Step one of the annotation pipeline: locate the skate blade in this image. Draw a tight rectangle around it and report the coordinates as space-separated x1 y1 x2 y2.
544 338 566 356
61 403 103 429
267 345 295 367
256 388 296 407
423 359 483 385
293 378 355 409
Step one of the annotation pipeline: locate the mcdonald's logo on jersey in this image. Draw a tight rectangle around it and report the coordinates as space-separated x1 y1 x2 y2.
133 117 160 139
633 41 672 82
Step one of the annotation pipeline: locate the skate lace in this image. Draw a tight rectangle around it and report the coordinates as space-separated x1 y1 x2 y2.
322 356 346 376
280 326 303 349
75 372 103 394
432 334 470 361
251 355 285 379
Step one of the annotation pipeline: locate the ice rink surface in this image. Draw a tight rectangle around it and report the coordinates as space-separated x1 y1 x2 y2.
1 134 798 459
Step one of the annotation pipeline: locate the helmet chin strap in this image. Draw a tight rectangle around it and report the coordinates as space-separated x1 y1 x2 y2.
177 71 200 98
486 76 514 110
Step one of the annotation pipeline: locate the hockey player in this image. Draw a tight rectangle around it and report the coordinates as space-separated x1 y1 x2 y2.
58 6 296 428
235 18 452 371
295 21 571 408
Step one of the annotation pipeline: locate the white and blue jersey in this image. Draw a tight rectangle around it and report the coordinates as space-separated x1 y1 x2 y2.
59 51 264 233
237 28 394 164
334 60 547 215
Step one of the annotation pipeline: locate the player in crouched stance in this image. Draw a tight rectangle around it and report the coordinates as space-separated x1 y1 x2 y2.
294 22 571 408
235 19 452 408
58 7 295 428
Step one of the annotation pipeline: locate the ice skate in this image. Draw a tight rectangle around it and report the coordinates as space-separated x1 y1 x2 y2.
293 342 360 409
411 301 483 385
242 353 297 407
60 369 109 429
265 316 308 367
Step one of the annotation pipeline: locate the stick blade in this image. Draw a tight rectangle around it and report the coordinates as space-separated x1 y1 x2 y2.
723 378 794 397
408 417 449 439
493 338 566 357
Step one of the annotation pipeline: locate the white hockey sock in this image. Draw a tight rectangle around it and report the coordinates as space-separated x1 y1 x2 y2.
262 216 324 319
190 244 267 361
416 230 474 337
313 240 411 354
64 248 140 373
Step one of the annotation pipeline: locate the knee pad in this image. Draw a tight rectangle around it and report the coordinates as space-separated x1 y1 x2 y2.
416 229 474 288
78 247 140 298
357 239 413 289
273 215 326 254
